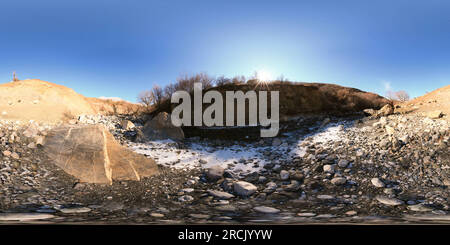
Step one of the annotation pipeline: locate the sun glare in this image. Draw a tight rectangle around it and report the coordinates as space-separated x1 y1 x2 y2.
256 70 273 81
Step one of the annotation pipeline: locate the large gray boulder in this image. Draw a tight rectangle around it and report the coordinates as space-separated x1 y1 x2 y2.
138 112 184 141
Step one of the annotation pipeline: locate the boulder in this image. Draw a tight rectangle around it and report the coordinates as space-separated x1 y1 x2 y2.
139 112 184 141
424 110 443 119
121 120 135 130
377 104 394 117
43 124 158 184
205 166 224 181
233 181 257 196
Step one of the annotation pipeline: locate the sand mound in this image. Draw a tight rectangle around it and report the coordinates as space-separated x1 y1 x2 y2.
0 79 96 123
397 85 450 120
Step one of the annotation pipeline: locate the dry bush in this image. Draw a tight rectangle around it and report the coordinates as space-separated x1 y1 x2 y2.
385 90 410 102
395 90 410 102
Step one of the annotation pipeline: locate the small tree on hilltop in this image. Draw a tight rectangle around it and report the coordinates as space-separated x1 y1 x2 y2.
395 90 410 102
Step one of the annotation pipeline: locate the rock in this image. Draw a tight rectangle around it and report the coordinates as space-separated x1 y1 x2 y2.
280 170 290 180
139 112 184 141
207 190 235 200
345 210 358 216
233 181 257 196
150 212 165 218
297 212 316 217
11 152 19 160
385 125 395 135
371 178 385 188
323 164 335 173
363 109 376 116
121 120 135 130
272 138 282 146
443 179 450 187
35 136 44 145
254 206 280 214
407 204 433 212
337 159 349 168
0 213 55 221
331 177 347 185
189 214 210 219
43 124 158 184
178 195 194 202
376 195 404 206
377 104 394 117
2 150 11 157
59 207 92 214
23 124 39 138
424 111 443 119
206 166 224 181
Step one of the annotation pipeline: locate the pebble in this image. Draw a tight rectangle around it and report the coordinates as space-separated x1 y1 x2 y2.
376 196 404 206
254 206 281 214
371 178 385 188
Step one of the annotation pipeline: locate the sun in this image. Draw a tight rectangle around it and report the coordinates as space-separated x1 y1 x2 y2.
255 70 273 82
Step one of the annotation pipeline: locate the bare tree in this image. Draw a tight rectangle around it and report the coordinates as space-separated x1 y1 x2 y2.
215 75 231 86
395 90 410 102
137 90 154 107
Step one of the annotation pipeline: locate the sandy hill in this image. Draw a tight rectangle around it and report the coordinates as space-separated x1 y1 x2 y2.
397 85 450 119
0 79 96 123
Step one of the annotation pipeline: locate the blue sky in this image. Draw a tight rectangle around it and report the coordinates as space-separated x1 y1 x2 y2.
1 0 449 102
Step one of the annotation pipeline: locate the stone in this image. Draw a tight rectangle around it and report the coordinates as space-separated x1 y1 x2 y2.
297 212 316 217
407 204 433 212
272 138 282 146
189 214 211 219
345 210 357 216
424 111 443 119
233 181 257 196
377 104 394 117
121 120 135 130
2 150 11 157
43 124 159 184
0 213 55 221
376 195 404 206
150 212 165 218
208 190 235 200
139 112 184 141
385 125 395 135
254 206 280 214
371 178 385 188
280 170 290 180
331 177 347 185
178 195 194 202
337 159 349 168
11 152 19 160
59 207 92 214
323 164 335 173
206 166 224 181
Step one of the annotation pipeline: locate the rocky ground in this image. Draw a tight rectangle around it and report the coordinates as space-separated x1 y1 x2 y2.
0 112 449 224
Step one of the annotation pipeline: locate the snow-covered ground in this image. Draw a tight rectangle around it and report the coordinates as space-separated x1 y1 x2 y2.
128 121 350 176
